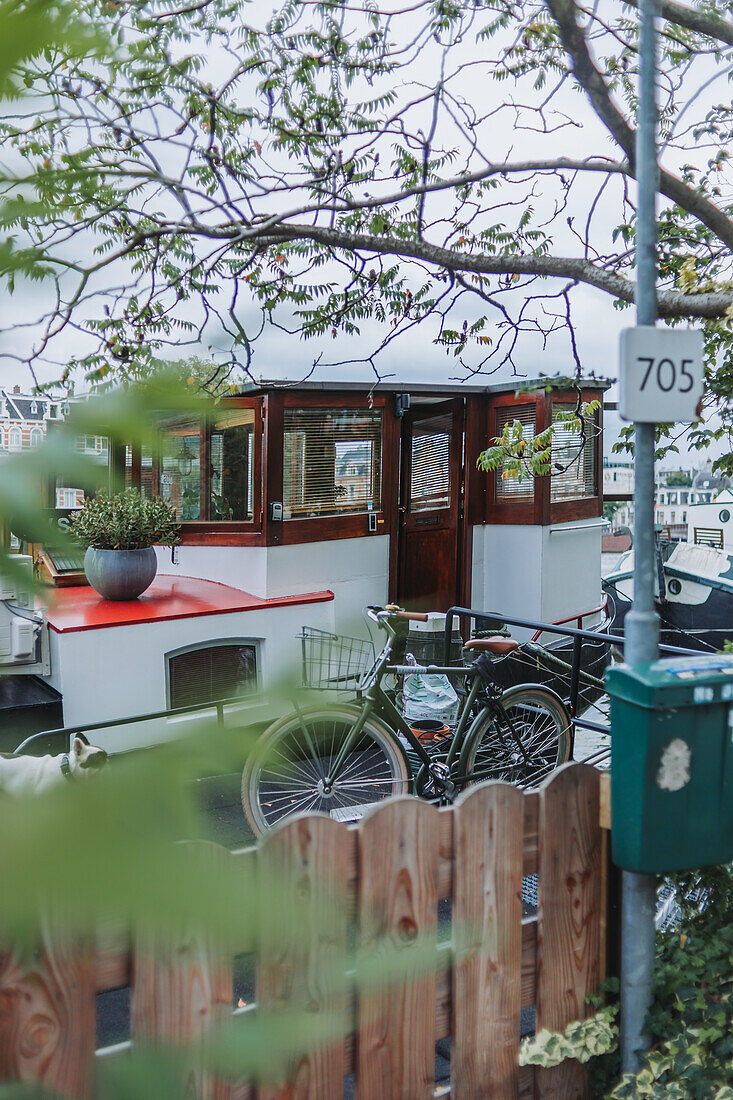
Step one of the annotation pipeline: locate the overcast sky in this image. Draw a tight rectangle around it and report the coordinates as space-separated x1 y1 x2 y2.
0 0 725 471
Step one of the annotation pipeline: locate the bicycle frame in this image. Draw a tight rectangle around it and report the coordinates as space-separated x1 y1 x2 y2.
323 612 536 791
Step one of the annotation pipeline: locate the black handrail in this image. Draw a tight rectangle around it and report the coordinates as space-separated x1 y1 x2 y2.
12 693 243 756
443 604 700 740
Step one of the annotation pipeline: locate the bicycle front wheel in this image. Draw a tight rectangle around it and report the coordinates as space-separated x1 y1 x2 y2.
242 704 411 836
460 685 571 790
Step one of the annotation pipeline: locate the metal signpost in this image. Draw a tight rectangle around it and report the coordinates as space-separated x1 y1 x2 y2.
617 0 704 1072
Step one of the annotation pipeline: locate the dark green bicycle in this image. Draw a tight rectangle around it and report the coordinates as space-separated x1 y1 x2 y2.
242 606 572 835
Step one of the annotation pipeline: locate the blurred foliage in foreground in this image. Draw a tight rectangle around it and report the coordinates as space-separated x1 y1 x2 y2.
0 721 438 1096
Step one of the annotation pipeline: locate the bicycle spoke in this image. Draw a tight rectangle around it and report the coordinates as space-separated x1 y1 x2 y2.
464 690 570 793
244 708 410 834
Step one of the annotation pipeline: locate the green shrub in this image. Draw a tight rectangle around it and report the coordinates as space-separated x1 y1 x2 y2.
521 867 733 1097
70 489 180 550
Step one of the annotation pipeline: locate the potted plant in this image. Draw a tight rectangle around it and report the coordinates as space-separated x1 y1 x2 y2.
70 489 180 601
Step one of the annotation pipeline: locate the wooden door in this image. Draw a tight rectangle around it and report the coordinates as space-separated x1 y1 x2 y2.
396 401 463 612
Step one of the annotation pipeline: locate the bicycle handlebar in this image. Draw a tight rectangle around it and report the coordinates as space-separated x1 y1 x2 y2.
387 609 430 623
365 605 429 630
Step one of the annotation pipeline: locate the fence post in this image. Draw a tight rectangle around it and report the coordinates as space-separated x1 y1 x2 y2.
452 781 524 1100
357 798 439 1100
130 842 234 1100
536 765 602 1099
256 814 351 1100
0 923 96 1098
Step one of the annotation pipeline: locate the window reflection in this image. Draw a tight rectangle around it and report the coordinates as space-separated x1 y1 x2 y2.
209 409 255 521
159 418 201 520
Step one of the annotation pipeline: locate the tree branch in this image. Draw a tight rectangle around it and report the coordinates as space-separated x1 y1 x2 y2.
223 222 733 317
546 0 733 251
626 0 733 47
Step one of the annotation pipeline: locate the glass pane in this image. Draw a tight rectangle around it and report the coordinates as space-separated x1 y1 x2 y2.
210 408 255 521
159 417 201 520
494 406 536 502
410 414 451 512
550 404 597 501
283 408 382 518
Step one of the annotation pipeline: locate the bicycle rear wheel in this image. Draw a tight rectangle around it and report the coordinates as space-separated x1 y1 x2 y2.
460 685 571 790
242 704 411 836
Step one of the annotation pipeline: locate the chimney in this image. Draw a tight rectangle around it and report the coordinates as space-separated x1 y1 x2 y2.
12 385 20 394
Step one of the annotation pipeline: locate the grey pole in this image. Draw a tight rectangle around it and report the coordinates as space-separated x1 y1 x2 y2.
620 0 660 1074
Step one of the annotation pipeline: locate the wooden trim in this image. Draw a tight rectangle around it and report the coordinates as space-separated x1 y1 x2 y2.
279 512 388 546
484 394 540 526
274 400 388 549
483 389 603 527
548 392 602 522
535 392 552 526
176 526 265 547
385 403 401 605
549 497 602 524
281 392 390 409
199 420 210 522
261 392 284 547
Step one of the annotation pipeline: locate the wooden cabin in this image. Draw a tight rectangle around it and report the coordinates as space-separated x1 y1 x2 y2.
115 379 607 628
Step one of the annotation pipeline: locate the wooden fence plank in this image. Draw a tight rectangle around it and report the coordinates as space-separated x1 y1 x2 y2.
0 925 95 1099
130 842 234 1100
452 782 524 1100
357 798 440 1100
536 765 602 1100
256 814 351 1100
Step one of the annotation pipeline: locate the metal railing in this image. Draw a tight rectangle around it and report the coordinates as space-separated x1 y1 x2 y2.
444 604 699 745
12 694 254 757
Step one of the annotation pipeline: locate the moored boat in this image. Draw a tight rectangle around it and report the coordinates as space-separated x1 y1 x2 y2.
603 541 733 652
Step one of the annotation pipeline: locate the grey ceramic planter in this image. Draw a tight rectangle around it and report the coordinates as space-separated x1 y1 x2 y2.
84 546 157 601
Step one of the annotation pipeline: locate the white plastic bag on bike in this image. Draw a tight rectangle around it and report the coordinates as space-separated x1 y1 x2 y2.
402 653 459 724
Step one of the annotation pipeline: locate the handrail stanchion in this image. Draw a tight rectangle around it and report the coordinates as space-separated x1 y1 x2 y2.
569 635 582 717
444 607 458 665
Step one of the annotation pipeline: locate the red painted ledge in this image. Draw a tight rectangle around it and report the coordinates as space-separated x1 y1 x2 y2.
44 575 334 634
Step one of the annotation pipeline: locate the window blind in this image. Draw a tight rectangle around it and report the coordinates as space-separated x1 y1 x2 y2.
494 405 536 502
283 408 382 518
168 643 257 709
410 416 451 512
550 404 597 501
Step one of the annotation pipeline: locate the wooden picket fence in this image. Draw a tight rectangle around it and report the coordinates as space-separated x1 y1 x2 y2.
0 763 610 1099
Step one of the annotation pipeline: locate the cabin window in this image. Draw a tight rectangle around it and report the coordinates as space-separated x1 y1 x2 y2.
410 413 451 511
493 405 536 502
549 402 597 501
159 416 202 520
283 407 382 518
209 408 255 521
153 407 257 523
167 641 258 709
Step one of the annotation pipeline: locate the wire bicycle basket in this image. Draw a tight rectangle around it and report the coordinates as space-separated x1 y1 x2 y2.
299 627 375 690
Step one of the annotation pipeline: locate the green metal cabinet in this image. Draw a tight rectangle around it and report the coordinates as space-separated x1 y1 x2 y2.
606 656 733 873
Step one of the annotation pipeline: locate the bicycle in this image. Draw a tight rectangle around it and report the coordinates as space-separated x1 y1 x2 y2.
241 606 573 835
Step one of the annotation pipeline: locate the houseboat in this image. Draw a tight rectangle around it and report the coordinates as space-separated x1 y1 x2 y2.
2 378 609 753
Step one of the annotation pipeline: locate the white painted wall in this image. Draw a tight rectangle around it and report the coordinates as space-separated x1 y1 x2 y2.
471 519 603 637
154 536 390 631
154 545 269 597
266 536 389 632
540 520 603 623
48 597 334 753
471 526 543 637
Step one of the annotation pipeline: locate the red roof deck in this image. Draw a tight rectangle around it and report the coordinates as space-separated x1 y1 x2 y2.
44 575 334 634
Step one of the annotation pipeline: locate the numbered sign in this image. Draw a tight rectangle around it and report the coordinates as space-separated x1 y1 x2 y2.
619 326 704 423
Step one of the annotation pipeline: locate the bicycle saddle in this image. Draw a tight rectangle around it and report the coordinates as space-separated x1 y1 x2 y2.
463 636 519 655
